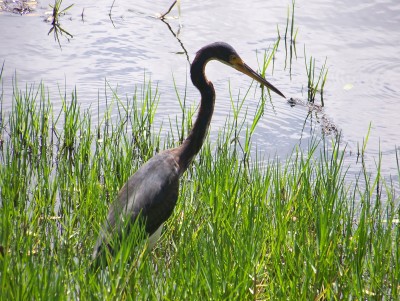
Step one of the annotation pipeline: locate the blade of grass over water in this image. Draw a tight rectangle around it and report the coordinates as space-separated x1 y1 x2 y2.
304 46 328 105
282 0 298 79
0 76 399 300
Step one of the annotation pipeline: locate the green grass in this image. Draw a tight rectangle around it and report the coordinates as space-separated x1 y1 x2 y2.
0 74 399 300
304 46 328 106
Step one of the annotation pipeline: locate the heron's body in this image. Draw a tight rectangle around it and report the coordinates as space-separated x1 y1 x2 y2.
92 151 180 258
92 42 285 263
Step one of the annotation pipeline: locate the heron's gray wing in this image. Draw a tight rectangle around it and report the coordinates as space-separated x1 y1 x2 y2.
93 152 180 259
129 152 180 234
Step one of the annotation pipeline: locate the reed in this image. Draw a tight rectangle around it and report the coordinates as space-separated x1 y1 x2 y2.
0 74 398 300
304 46 328 105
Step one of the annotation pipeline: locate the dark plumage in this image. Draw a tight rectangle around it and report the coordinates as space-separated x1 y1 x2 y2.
92 42 285 264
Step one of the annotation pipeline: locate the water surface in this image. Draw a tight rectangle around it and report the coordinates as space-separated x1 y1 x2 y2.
1 0 399 191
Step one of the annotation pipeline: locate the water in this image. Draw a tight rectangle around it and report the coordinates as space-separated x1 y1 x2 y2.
1 0 399 191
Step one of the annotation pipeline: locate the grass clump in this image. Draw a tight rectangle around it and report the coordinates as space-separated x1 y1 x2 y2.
304 46 328 106
0 78 399 300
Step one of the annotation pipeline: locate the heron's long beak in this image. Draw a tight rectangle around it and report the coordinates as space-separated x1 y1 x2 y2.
234 61 286 98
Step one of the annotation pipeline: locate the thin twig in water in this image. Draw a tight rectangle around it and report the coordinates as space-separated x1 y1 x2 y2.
160 0 177 20
108 0 116 28
160 19 190 64
109 0 116 16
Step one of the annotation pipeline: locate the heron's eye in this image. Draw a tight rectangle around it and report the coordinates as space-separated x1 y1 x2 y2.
229 55 242 66
229 54 237 62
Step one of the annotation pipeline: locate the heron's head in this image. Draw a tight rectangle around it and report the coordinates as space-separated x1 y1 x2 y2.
203 42 286 98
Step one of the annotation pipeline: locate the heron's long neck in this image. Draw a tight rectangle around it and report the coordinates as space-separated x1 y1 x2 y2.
177 55 215 172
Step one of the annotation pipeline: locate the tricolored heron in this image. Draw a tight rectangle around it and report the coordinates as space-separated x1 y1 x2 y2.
92 42 285 263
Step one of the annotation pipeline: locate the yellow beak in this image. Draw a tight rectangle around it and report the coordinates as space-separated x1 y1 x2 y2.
233 60 286 98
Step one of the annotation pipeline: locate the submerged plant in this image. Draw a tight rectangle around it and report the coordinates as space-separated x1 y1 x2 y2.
47 0 74 48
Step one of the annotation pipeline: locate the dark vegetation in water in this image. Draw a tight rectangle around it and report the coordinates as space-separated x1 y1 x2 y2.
0 0 36 15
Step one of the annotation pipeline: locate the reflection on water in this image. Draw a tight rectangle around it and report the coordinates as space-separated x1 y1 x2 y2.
45 1 75 48
0 0 399 193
